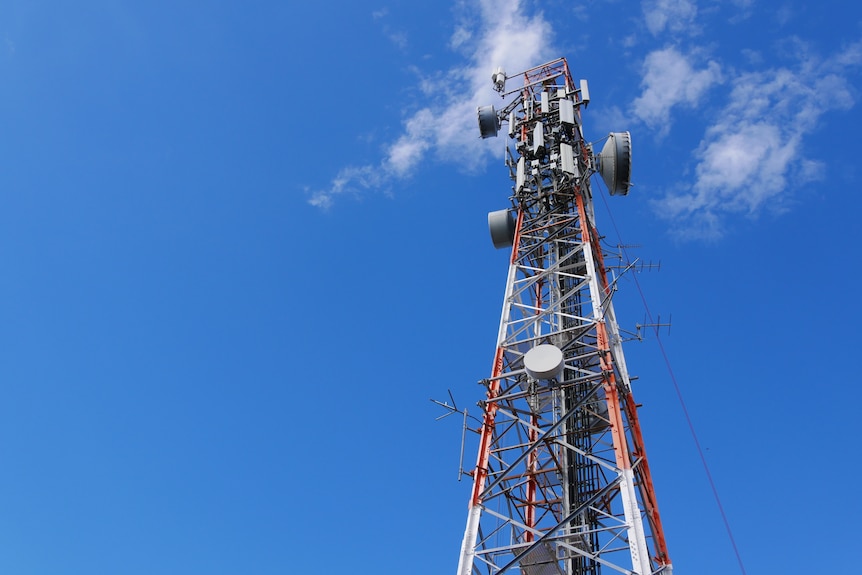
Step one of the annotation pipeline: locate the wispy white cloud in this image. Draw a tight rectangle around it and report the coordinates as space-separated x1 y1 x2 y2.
388 31 408 50
371 8 409 50
642 0 698 36
449 25 472 51
307 166 383 210
775 5 795 27
656 41 862 239
308 0 555 209
631 46 722 136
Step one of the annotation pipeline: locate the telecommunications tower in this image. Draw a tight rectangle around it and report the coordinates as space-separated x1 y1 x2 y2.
455 59 672 575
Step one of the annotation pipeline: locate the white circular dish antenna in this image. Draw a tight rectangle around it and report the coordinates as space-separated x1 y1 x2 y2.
524 344 564 381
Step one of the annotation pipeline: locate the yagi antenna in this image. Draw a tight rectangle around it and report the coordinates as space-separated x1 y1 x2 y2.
430 390 479 482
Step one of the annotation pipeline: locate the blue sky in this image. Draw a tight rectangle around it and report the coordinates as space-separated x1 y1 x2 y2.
0 1 860 573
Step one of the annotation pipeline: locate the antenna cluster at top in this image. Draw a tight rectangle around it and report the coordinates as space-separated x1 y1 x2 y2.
476 58 634 249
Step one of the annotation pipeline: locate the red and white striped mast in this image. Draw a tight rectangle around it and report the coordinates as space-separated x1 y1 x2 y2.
455 58 673 575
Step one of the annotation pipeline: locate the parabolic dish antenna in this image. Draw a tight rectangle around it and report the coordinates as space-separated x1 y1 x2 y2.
488 209 516 249
478 105 499 139
597 131 632 196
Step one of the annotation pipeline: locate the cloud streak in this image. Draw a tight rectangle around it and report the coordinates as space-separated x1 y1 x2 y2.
308 0 555 209
631 46 722 136
655 41 862 238
642 0 698 36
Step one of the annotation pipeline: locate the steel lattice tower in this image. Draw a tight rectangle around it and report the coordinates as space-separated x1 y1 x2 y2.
455 59 672 575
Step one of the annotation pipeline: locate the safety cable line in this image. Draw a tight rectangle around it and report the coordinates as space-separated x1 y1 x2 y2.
596 188 748 575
